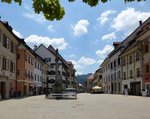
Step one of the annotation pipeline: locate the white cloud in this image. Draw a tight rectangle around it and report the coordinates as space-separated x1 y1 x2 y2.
72 19 89 37
96 45 114 58
111 7 150 32
47 25 55 32
12 30 23 38
78 56 96 65
68 60 83 72
23 12 46 23
97 10 116 25
25 35 68 50
97 59 104 65
102 32 116 41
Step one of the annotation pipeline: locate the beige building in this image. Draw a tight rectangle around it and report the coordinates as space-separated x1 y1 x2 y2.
101 58 111 93
100 17 150 96
93 68 102 87
86 74 94 93
120 41 142 95
0 21 20 99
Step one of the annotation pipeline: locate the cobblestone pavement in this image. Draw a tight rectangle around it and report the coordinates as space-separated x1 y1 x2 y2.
0 93 150 119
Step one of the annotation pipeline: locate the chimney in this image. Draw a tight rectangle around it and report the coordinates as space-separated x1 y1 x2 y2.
139 21 142 26
34 45 37 50
113 42 121 49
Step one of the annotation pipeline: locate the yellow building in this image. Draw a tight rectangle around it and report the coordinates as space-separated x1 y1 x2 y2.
120 40 142 95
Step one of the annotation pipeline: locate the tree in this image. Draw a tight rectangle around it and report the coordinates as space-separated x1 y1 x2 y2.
1 0 145 21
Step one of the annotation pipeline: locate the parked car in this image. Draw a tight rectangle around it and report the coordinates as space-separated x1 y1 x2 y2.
64 88 77 99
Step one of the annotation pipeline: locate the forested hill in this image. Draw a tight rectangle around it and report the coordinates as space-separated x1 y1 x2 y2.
76 73 92 85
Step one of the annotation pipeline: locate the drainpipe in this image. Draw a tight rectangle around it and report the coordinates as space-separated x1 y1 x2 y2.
139 41 144 90
15 44 18 97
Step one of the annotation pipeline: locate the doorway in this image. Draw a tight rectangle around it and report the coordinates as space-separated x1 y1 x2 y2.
0 82 6 99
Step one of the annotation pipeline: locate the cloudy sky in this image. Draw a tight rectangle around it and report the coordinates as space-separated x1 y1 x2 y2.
0 0 150 75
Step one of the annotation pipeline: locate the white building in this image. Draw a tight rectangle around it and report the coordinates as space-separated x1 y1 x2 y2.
34 44 70 92
33 54 43 95
108 42 122 94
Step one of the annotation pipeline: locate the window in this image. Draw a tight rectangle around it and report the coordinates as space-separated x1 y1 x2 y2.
10 61 13 72
136 68 141 77
118 70 120 79
111 74 113 80
122 58 126 66
136 52 140 61
111 63 113 69
10 41 13 53
40 76 42 82
25 54 27 61
129 55 132 64
0 29 2 42
118 58 120 65
2 57 6 70
6 59 9 71
3 34 7 48
130 70 133 79
38 75 39 81
114 73 116 80
145 65 149 73
123 72 126 80
28 70 30 79
35 74 36 81
38 63 39 70
25 69 27 78
45 58 51 62
114 60 116 68
51 64 54 68
144 44 149 53
17 54 20 59
35 61 37 68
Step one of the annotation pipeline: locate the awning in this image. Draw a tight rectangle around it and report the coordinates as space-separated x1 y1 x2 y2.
92 86 102 90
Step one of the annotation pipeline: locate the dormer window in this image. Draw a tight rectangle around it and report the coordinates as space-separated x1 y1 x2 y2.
45 58 51 62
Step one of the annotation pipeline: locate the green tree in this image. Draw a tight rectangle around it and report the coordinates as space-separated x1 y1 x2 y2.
1 0 145 21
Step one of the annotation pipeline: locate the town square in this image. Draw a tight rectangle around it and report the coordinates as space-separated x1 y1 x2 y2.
0 94 150 119
0 0 150 119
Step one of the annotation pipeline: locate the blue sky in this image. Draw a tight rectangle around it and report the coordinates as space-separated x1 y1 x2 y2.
0 0 150 75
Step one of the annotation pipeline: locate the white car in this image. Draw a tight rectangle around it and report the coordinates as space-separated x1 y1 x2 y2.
64 88 77 99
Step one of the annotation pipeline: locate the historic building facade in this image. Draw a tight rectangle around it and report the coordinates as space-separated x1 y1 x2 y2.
34 44 70 92
101 17 150 96
17 41 35 96
101 58 111 93
0 21 19 99
120 41 142 95
137 21 150 96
